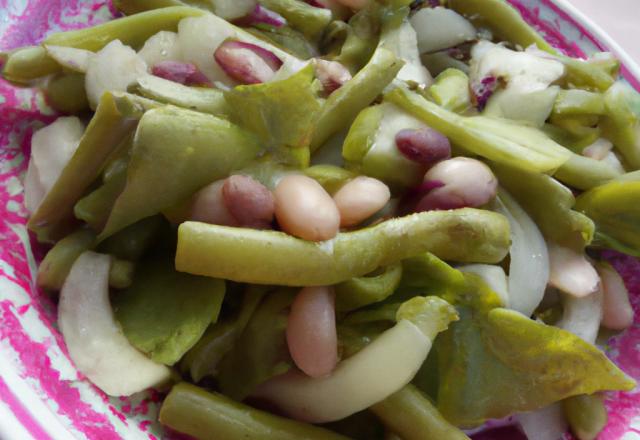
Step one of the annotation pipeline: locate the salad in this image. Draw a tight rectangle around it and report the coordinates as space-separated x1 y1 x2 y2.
1 0 640 439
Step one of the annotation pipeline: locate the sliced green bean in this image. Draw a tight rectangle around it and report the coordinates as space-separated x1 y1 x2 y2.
132 75 230 117
44 73 90 114
490 161 594 251
28 92 138 242
370 385 470 440
257 0 332 42
335 262 403 312
447 0 555 54
304 165 358 195
600 81 640 170
42 6 205 52
36 228 97 292
384 87 571 174
159 382 352 440
108 256 135 289
96 215 168 261
99 105 265 240
2 46 61 84
562 394 608 440
114 0 186 15
175 208 510 286
552 89 604 117
554 153 622 190
310 47 403 152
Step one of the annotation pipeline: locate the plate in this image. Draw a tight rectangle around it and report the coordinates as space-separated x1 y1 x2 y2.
0 1 638 439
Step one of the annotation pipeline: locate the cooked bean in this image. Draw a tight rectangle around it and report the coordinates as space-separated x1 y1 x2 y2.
332 176 391 227
274 174 340 241
313 59 352 95
287 286 338 378
189 180 240 227
222 175 275 229
395 128 451 165
416 157 498 212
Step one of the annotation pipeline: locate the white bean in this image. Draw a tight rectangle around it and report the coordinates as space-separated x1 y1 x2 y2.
286 286 338 378
274 174 340 241
189 180 240 227
417 157 498 212
332 176 390 227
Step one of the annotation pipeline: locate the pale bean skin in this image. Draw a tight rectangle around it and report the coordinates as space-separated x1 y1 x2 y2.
332 176 391 227
274 174 341 241
416 157 498 212
286 286 338 378
222 175 275 229
189 180 240 227
597 263 634 330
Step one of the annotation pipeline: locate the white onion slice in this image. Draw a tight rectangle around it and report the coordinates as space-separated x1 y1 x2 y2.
45 45 94 73
459 264 510 308
518 402 569 440
556 285 604 345
58 252 172 396
250 319 431 423
488 189 549 317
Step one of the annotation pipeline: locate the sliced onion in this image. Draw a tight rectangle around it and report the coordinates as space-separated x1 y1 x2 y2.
555 286 603 345
58 252 172 396
488 189 549 317
245 4 286 27
458 264 510 308
312 58 352 95
214 41 283 84
152 60 213 87
518 402 568 440
250 319 431 423
597 263 634 330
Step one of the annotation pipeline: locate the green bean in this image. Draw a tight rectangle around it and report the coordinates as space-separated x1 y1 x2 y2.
600 81 640 170
159 382 353 440
114 0 186 15
2 46 61 84
42 6 205 52
257 0 332 42
95 215 168 261
562 394 608 440
175 208 510 286
490 161 594 251
132 75 230 117
28 92 138 243
447 0 555 54
36 228 97 292
304 165 358 195
108 256 135 289
554 153 622 190
98 105 265 240
384 87 571 174
335 262 403 312
370 385 471 440
310 47 403 152
552 89 605 116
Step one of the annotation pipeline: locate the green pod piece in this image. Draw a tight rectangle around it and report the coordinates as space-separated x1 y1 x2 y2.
429 68 472 114
250 24 313 60
303 165 358 195
36 228 97 292
558 54 616 93
28 92 139 243
98 105 265 240
332 0 382 75
310 47 404 152
335 262 403 312
217 288 296 401
44 73 90 114
96 214 168 261
574 178 640 256
599 81 640 170
490 161 594 251
562 394 608 440
224 63 321 149
447 0 555 54
232 154 301 192
132 75 230 117
551 89 605 117
553 153 623 190
114 0 186 15
370 385 470 440
42 6 205 52
2 46 61 84
159 382 352 440
384 87 571 175
175 208 511 286
257 0 332 42
112 254 226 366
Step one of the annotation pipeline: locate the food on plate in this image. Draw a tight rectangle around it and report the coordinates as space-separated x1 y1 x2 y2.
3 0 640 438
